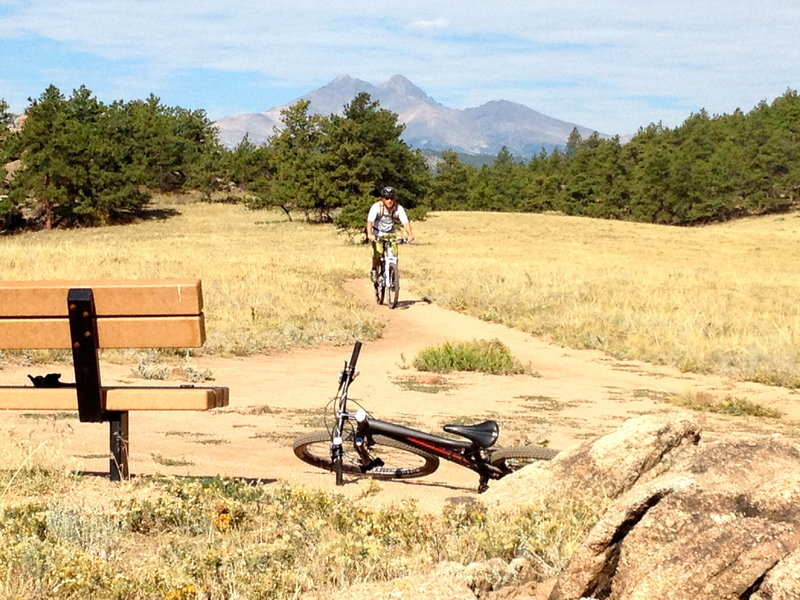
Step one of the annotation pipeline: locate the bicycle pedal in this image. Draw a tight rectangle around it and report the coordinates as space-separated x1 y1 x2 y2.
360 458 385 473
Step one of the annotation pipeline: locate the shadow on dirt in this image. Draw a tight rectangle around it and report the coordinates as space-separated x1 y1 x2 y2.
78 471 279 486
386 297 431 310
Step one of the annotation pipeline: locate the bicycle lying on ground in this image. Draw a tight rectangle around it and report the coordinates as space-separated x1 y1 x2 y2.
293 341 559 493
372 235 406 308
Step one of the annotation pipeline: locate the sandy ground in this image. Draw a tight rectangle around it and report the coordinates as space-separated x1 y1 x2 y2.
0 279 797 511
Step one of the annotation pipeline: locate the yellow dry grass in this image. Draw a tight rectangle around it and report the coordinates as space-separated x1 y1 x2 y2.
0 199 380 356
410 210 800 387
1 198 798 387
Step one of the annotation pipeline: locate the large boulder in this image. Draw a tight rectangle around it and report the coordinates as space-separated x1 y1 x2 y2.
750 548 800 600
482 412 702 510
548 431 800 600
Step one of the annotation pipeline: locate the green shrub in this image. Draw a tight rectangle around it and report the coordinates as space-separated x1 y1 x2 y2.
413 339 528 374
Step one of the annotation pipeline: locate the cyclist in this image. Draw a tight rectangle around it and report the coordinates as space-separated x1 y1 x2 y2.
366 186 415 281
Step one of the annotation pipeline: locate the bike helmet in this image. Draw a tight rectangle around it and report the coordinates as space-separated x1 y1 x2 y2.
380 186 396 199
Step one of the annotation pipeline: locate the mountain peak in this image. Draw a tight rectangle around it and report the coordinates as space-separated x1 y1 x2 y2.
381 75 430 100
213 74 601 156
321 74 374 92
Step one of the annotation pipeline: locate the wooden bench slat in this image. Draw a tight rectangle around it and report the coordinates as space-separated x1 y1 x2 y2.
0 278 203 317
105 387 228 410
0 316 206 349
0 386 229 411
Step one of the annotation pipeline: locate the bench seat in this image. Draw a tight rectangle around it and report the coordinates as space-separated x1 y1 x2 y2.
0 386 229 411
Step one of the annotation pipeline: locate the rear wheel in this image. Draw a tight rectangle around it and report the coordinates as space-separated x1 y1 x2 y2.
386 264 400 308
489 446 559 473
293 431 440 480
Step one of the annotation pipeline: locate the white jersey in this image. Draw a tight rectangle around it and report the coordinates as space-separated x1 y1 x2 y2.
367 201 409 236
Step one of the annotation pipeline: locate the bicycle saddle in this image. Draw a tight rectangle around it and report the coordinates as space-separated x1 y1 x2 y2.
443 420 499 449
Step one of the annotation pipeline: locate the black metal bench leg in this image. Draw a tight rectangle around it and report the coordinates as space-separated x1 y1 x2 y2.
109 411 130 481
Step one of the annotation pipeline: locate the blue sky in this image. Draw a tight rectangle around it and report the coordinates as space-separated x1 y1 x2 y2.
0 0 798 135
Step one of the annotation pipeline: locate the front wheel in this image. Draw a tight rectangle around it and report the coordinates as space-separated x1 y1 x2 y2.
293 431 440 480
386 264 400 308
374 264 386 305
489 446 559 474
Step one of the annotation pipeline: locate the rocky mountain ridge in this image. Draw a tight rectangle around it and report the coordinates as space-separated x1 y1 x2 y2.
213 74 601 157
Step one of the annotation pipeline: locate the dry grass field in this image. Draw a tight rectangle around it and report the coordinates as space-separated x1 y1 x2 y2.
413 210 800 389
0 197 798 599
2 196 798 388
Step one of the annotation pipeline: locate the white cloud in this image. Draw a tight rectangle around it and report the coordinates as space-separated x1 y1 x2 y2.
0 0 798 133
409 18 449 30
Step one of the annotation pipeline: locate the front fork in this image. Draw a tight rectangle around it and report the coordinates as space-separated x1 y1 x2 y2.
330 434 343 463
353 423 384 472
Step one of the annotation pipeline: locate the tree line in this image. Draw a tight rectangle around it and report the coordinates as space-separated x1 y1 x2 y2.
1 84 798 232
438 89 800 225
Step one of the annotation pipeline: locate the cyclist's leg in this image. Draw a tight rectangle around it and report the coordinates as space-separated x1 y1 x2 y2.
372 241 384 267
371 241 383 281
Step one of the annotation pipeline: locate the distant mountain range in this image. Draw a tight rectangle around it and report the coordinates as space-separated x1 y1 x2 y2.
213 74 602 158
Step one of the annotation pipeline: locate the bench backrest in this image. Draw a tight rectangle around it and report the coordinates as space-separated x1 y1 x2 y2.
0 278 205 349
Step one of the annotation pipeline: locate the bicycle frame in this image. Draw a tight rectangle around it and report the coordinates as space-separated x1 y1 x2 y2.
380 238 399 276
356 416 506 490
331 342 506 492
373 235 405 308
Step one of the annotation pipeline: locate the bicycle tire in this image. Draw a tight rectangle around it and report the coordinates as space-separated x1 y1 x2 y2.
293 431 440 479
489 446 559 473
386 264 400 308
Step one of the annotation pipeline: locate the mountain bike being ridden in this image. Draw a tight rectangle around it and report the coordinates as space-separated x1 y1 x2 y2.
366 187 414 306
372 234 407 308
293 342 559 493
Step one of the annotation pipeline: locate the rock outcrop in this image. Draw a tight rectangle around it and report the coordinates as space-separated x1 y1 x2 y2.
482 412 702 510
534 416 800 600
302 412 800 600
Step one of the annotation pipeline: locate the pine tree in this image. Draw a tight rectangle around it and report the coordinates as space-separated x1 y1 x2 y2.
427 150 474 210
323 93 429 230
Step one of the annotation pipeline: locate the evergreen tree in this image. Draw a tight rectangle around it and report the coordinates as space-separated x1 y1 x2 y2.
626 122 677 222
519 149 569 213
565 128 582 158
426 150 474 210
224 135 273 206
745 90 800 211
468 146 526 211
0 99 19 225
323 93 429 230
5 85 96 228
5 85 219 230
250 100 326 220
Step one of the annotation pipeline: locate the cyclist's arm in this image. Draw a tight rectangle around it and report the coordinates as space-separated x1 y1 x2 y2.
396 206 414 242
403 222 415 243
366 203 380 242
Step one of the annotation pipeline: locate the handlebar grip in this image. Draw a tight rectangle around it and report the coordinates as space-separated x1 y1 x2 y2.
349 341 362 370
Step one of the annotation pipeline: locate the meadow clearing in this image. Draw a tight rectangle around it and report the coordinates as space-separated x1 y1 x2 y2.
0 198 798 599
1 196 798 388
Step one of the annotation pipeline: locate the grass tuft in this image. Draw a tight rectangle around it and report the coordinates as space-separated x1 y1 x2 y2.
664 391 782 418
413 339 529 375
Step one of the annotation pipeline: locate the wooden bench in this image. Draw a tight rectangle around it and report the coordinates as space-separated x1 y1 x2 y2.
0 278 229 480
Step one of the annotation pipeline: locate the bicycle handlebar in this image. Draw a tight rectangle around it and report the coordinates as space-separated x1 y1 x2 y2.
373 235 409 244
348 341 362 371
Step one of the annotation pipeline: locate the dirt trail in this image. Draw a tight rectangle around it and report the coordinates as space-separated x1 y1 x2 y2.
0 279 796 510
